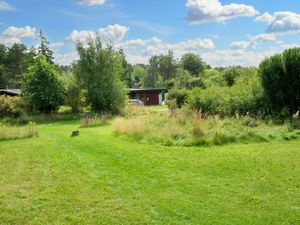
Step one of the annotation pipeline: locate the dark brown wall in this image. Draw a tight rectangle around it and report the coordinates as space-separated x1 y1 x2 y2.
129 91 160 105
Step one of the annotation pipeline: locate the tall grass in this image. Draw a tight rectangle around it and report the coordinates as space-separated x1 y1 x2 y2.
0 122 38 141
113 107 300 146
79 113 111 128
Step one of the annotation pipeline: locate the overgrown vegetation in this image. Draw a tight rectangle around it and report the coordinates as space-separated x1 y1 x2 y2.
79 113 111 128
0 96 22 117
0 122 38 141
114 106 300 146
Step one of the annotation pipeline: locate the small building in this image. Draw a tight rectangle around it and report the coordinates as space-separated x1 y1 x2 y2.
129 88 167 106
0 89 21 97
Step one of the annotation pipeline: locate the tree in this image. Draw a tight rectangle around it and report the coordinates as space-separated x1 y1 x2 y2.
75 37 126 114
180 53 205 77
0 43 34 88
158 50 177 81
144 56 160 88
118 49 133 88
144 51 177 88
23 54 65 113
259 48 300 114
173 68 193 89
38 30 54 63
131 65 145 86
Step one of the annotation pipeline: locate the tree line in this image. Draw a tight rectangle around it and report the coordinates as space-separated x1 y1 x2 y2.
0 33 299 118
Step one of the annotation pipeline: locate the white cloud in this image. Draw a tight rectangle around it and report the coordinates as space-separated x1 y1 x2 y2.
230 33 277 50
3 26 37 38
76 0 105 6
0 37 20 45
67 30 95 44
186 0 258 24
49 41 65 52
0 1 14 11
255 12 274 24
202 50 275 67
97 24 129 43
55 52 79 65
67 24 129 45
0 26 37 46
256 11 300 34
121 37 215 65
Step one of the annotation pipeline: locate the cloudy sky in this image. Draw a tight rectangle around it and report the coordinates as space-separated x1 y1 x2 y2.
1 0 300 66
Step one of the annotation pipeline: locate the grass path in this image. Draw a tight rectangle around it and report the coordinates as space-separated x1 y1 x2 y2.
0 121 300 224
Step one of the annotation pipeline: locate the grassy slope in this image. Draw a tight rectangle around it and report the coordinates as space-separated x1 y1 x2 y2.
0 121 299 225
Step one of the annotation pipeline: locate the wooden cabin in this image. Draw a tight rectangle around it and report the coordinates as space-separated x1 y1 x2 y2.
129 88 166 106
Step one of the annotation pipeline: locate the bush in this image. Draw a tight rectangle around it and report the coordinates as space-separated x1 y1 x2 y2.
0 96 22 118
187 70 263 116
64 72 85 112
167 88 190 108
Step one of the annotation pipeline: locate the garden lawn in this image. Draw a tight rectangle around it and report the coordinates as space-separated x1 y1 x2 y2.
0 121 299 225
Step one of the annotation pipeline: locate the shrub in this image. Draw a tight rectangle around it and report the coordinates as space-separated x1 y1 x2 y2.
0 96 22 118
64 72 85 112
187 71 263 116
167 88 190 108
222 67 240 86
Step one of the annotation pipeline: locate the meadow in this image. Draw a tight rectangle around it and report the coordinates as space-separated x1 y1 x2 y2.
0 118 299 224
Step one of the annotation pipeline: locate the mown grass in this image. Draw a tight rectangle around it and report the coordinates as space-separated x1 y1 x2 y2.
113 109 300 146
0 120 299 224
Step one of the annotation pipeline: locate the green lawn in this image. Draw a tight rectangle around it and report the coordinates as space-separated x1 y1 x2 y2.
0 121 299 225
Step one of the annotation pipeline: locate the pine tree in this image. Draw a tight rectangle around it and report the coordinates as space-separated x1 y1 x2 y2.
38 30 54 63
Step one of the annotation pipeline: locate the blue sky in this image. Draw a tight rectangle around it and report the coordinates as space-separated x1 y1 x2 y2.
1 0 300 66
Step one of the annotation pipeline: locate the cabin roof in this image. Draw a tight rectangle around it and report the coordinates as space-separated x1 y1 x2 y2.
0 89 21 96
129 88 167 93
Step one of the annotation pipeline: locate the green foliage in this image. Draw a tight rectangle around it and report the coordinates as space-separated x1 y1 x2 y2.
118 49 133 88
188 70 263 115
167 88 190 108
259 48 300 114
222 67 240 86
64 72 85 112
180 53 205 76
0 96 22 118
144 50 177 88
38 30 54 63
131 65 145 86
23 54 65 113
0 43 34 88
202 69 225 88
173 68 194 89
75 37 126 114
